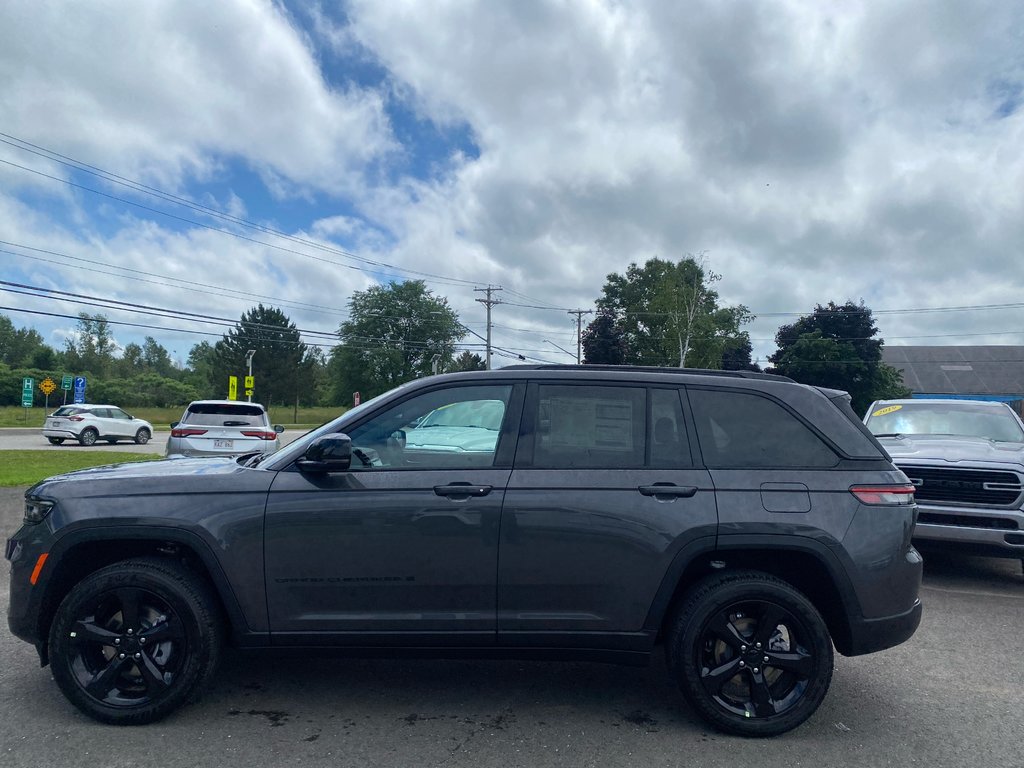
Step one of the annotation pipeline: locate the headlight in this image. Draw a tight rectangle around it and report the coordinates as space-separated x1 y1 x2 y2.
24 497 55 525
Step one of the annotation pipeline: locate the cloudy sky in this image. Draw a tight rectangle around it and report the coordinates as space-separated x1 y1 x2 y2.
1 0 1023 370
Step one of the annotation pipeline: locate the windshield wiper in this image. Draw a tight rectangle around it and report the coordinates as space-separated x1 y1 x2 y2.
872 433 905 438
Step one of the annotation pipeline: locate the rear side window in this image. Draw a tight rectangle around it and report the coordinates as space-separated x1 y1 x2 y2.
183 403 267 427
650 388 692 467
689 388 838 468
53 407 83 416
531 384 646 468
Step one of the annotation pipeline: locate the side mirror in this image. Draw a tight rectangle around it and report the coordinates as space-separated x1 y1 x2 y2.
274 424 285 434
296 434 352 473
170 421 180 429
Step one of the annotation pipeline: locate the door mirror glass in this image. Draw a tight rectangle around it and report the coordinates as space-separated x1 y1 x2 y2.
274 424 285 434
297 434 353 473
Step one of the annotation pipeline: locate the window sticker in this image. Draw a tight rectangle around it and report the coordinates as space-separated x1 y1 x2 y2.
871 405 903 417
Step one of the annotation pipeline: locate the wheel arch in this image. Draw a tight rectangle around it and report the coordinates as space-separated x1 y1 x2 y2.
35 528 252 662
646 537 859 656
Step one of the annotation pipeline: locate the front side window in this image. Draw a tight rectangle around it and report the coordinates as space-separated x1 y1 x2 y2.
690 388 838 468
346 385 513 470
109 408 131 420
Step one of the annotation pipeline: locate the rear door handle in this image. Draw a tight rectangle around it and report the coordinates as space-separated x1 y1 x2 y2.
433 484 493 498
638 484 698 498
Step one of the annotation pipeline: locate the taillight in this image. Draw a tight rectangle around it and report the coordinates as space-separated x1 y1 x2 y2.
241 430 278 440
67 416 84 422
850 484 916 505
171 428 208 438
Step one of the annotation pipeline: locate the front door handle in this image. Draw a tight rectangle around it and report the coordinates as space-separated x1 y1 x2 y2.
433 483 493 499
638 483 698 499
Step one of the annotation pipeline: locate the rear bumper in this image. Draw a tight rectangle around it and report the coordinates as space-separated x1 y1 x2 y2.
41 429 78 439
844 599 923 656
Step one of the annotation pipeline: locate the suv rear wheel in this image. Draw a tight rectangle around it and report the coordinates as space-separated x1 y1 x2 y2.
78 428 98 446
48 558 223 724
667 571 833 737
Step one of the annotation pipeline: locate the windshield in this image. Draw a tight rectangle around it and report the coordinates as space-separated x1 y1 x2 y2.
866 402 1024 443
416 400 505 431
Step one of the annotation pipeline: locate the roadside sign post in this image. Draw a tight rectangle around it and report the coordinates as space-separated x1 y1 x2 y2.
61 374 73 405
73 376 87 405
228 376 238 401
40 377 56 410
22 378 34 421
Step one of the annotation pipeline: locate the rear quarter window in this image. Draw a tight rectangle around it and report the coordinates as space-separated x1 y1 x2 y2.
689 388 839 468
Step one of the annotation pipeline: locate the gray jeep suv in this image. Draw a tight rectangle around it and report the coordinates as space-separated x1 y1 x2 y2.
7 366 922 736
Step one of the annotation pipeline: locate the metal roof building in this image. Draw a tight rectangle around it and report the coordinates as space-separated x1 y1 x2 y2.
882 346 1024 404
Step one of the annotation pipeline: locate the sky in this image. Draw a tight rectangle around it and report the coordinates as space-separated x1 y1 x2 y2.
1 0 1023 371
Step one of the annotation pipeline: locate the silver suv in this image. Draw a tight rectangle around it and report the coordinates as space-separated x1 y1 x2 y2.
865 398 1024 569
42 404 153 446
166 400 283 458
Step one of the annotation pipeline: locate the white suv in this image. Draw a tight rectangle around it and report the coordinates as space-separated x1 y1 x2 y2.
43 404 154 446
166 400 283 458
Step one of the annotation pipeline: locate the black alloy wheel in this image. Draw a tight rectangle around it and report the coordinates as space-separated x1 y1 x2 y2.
49 558 222 724
668 571 833 737
78 428 98 446
135 428 151 445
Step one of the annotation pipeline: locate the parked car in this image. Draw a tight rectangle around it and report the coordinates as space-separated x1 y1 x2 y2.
42 404 153 446
8 366 922 735
166 400 283 458
864 398 1024 569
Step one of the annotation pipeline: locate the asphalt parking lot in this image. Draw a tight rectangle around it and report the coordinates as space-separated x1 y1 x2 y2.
0 427 306 454
1 484 1022 768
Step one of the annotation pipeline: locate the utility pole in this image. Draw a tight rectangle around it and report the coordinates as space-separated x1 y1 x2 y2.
567 309 593 364
474 286 503 370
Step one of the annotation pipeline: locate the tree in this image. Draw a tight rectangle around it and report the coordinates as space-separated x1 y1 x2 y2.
64 314 116 377
597 256 752 367
211 305 307 406
769 300 910 414
450 351 487 372
721 337 761 371
582 309 629 364
329 281 464 402
0 313 52 367
141 336 174 376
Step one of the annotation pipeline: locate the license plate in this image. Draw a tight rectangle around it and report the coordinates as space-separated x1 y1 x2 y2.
50 420 61 426
213 439 234 449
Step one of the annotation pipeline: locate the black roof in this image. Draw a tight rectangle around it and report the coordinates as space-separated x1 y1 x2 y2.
882 346 1024 396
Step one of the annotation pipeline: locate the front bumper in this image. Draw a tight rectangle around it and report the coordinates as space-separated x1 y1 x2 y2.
914 503 1024 558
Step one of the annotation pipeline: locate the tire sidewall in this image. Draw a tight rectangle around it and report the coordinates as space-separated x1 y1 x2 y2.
135 428 151 445
48 562 216 724
78 428 98 446
669 574 834 737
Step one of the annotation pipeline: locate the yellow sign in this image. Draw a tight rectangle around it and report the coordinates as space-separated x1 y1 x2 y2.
872 405 903 417
228 376 238 401
244 375 255 389
245 389 254 397
40 378 57 395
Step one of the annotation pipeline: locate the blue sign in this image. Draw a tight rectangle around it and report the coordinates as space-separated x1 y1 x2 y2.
73 376 87 404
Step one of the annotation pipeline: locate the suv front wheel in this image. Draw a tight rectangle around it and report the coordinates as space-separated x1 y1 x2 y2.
667 571 834 737
48 558 223 724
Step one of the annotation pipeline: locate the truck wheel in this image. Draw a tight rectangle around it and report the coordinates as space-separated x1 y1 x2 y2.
666 571 834 737
78 428 98 446
48 558 223 725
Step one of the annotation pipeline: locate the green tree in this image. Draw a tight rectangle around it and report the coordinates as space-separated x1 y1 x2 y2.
597 256 752 367
329 281 464 402
582 309 629 364
141 336 174 376
0 313 52 367
64 313 116 378
450 351 487 372
212 305 307 406
721 337 761 371
769 301 910 414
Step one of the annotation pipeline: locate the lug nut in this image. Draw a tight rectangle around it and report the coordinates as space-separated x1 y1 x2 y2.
127 628 134 635
753 667 760 674
739 661 745 667
755 642 761 649
118 653 126 659
764 656 769 663
114 638 120 645
134 653 141 659
740 645 747 652
139 637 146 644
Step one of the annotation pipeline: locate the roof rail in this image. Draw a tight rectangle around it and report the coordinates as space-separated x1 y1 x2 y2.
501 364 793 382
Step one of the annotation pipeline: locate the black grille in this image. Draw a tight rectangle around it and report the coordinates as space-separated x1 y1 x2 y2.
898 466 1023 507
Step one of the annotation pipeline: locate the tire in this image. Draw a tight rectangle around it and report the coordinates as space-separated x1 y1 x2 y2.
48 557 223 725
78 428 99 447
47 437 64 445
135 428 151 445
666 571 834 737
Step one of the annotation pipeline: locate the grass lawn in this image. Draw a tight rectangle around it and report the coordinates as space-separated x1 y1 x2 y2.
0 405 345 430
0 450 161 487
